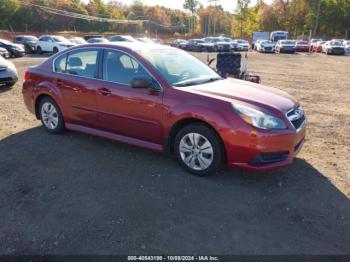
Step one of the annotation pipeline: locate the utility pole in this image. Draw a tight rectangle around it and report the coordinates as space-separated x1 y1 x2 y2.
313 0 321 37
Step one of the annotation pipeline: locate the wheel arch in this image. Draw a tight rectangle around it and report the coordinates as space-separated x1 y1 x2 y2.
165 117 227 161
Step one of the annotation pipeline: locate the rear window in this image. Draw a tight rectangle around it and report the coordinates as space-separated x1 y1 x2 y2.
54 54 67 73
66 50 98 78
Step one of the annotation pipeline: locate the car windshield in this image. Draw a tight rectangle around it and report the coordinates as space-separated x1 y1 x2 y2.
139 49 221 86
330 41 342 46
261 40 273 44
23 36 37 41
53 36 68 42
221 38 231 42
297 41 308 44
282 40 295 44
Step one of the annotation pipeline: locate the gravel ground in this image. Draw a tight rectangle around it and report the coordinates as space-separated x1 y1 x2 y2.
0 51 349 255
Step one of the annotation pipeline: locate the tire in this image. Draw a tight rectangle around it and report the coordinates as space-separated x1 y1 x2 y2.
37 46 42 54
53 47 59 53
174 123 224 176
39 97 65 134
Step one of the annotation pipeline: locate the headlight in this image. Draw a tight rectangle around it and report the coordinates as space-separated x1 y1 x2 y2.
233 104 287 130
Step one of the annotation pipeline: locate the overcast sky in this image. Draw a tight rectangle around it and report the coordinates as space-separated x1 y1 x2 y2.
102 0 274 13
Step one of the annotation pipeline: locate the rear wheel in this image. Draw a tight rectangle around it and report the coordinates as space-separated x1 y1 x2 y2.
39 97 65 134
174 123 224 176
37 46 42 54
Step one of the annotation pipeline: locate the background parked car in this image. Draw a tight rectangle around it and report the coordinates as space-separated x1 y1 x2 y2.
13 35 38 53
344 41 350 54
87 37 109 44
204 37 230 52
312 41 326 52
185 39 206 52
171 39 188 49
36 35 75 54
275 40 296 53
219 37 238 51
255 40 275 53
234 39 250 51
68 37 87 45
0 47 10 58
0 55 18 88
0 39 25 57
309 38 322 51
322 40 345 55
294 40 310 52
108 35 137 42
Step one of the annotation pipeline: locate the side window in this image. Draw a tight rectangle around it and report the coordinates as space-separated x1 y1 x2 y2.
102 50 149 85
54 54 67 73
66 50 98 78
39 37 48 42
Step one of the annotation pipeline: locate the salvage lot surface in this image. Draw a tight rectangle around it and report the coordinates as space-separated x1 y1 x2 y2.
0 52 349 254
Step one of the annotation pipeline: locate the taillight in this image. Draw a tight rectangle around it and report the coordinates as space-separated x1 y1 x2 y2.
24 70 31 81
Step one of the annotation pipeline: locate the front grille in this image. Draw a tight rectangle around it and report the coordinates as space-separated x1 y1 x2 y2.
287 106 306 130
251 152 289 165
0 77 13 84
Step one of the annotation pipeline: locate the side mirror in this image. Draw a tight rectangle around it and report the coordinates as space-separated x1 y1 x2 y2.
130 76 153 89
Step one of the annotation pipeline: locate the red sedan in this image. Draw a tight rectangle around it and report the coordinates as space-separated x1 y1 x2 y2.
22 43 306 175
312 41 326 52
295 40 310 52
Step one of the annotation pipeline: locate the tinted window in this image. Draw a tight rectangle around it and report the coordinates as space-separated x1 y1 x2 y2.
54 54 67 73
39 37 49 42
66 50 98 78
102 50 149 85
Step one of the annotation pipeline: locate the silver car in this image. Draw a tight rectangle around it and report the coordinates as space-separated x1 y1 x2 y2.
0 56 18 88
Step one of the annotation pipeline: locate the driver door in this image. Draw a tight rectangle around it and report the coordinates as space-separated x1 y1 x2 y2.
95 49 164 145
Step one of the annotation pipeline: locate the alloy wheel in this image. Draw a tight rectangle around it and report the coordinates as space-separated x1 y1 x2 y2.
179 132 214 171
41 102 59 130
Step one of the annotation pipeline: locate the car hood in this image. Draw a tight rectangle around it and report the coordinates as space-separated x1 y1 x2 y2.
181 78 297 113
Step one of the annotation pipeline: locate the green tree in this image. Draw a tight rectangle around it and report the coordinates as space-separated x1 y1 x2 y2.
183 0 200 34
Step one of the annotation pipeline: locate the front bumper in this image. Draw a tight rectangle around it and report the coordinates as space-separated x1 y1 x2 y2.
224 124 306 172
0 70 18 86
280 47 295 53
0 52 10 58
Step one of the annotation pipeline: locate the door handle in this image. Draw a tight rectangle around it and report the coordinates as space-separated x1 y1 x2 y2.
56 79 63 86
98 87 111 96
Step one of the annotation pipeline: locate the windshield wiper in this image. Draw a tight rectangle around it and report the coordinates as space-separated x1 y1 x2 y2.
174 77 222 87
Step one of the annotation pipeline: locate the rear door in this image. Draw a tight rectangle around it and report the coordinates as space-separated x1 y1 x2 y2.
53 48 100 127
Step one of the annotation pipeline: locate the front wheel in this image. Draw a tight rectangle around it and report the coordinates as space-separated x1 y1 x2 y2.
174 124 224 176
53 47 59 53
39 97 65 134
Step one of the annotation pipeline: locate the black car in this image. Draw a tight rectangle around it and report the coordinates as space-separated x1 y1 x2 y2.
13 35 38 53
108 35 137 42
0 39 25 57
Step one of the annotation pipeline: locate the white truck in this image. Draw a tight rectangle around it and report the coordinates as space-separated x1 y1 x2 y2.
252 32 269 49
270 31 289 43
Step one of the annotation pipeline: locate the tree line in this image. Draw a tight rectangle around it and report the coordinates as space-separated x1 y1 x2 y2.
0 0 349 39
